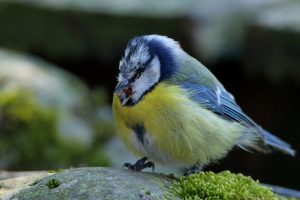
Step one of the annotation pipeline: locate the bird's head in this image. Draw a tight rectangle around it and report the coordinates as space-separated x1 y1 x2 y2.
114 35 182 106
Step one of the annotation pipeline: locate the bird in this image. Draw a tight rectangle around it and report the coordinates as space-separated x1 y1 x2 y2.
112 34 295 175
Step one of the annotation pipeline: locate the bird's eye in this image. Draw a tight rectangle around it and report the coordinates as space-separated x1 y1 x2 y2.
132 71 141 80
132 67 145 80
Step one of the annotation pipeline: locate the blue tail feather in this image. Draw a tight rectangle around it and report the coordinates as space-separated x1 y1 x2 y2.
260 130 295 156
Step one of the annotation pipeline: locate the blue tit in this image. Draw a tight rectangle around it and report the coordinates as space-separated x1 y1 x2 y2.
112 35 295 174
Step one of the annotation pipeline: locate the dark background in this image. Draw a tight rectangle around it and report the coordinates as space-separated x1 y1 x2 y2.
0 1 299 189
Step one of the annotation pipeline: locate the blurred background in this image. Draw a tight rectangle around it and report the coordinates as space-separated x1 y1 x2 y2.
0 0 299 189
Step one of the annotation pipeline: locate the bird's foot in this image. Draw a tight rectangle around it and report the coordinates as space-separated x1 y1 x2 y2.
123 157 155 172
184 165 202 176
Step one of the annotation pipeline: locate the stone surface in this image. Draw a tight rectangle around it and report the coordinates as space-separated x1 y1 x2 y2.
1 168 298 199
0 171 49 199
0 171 48 180
0 48 113 170
0 167 175 200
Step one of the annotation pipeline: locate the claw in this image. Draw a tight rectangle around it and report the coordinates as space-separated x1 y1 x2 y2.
123 157 155 172
123 163 133 169
145 161 155 172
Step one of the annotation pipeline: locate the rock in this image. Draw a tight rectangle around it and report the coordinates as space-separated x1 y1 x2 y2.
0 171 49 199
0 48 113 170
0 171 48 181
1 168 294 200
0 168 175 200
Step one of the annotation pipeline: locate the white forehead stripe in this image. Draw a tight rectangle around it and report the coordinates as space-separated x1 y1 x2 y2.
119 58 124 70
129 44 150 66
137 44 150 64
119 35 183 72
117 74 124 82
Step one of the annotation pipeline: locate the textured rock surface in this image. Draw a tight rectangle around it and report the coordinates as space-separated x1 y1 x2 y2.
0 167 175 200
0 171 49 199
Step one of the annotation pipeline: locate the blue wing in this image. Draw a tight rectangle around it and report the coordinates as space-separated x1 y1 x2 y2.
181 83 295 156
181 83 257 127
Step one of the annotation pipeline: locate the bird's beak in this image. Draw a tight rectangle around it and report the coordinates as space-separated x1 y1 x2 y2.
114 81 133 106
114 81 127 94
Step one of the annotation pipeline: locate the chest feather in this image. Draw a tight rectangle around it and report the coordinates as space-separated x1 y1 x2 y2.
112 83 243 165
113 83 188 133
112 83 191 157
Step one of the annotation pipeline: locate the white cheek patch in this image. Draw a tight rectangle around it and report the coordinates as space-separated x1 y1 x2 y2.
131 56 160 103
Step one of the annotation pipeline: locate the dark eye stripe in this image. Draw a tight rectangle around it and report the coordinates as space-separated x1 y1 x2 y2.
136 67 145 74
131 72 140 80
130 67 145 81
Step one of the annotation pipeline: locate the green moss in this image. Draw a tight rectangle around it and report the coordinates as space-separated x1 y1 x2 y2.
168 171 279 200
46 178 61 189
0 89 110 170
0 89 58 169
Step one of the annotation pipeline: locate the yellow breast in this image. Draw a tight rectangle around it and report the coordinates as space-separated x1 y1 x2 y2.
112 82 244 166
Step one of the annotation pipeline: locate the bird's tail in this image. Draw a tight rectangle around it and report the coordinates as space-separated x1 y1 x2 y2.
255 129 296 156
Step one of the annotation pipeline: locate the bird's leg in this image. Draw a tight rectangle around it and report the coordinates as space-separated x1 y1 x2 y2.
184 163 202 176
123 157 155 172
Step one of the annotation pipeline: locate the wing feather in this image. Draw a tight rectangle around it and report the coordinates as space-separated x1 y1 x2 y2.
180 83 295 156
181 83 256 127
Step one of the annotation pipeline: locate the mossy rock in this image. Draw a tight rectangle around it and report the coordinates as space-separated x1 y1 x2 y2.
168 171 282 200
1 167 175 200
0 48 113 170
1 168 294 200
